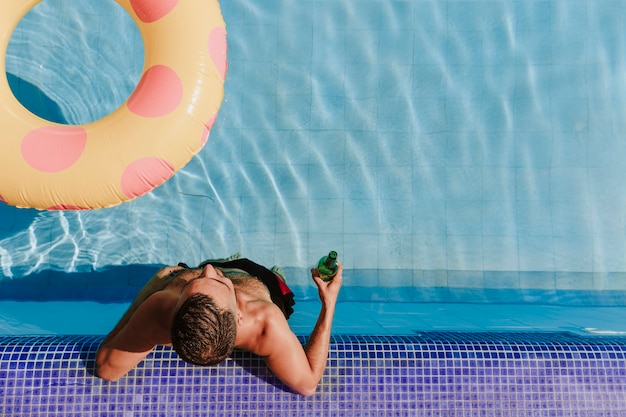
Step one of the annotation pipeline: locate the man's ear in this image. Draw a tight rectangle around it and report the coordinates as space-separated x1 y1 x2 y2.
237 310 244 326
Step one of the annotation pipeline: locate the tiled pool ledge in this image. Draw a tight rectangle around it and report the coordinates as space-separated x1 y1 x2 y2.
1 332 626 416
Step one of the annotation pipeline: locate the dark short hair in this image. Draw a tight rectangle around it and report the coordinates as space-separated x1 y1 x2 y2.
171 293 237 366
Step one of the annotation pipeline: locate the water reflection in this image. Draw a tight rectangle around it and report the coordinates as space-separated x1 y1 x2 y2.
5 0 143 125
2 0 626 303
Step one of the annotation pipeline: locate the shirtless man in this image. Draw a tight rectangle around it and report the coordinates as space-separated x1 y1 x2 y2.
95 257 343 396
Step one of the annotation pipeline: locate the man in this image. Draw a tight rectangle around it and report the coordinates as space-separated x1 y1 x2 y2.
95 256 343 396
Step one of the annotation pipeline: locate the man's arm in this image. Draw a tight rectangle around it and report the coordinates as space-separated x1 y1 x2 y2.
95 292 173 381
99 266 181 345
96 266 181 381
262 264 343 396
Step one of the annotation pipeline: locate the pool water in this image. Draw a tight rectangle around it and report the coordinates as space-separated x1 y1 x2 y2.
3 1 626 414
2 1 626 330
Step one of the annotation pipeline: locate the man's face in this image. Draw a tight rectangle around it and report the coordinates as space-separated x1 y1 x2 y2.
177 264 238 313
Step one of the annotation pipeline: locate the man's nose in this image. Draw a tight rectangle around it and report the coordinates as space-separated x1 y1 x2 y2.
202 264 217 277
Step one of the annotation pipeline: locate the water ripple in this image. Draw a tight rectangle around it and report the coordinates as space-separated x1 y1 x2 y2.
3 0 626 304
5 0 143 125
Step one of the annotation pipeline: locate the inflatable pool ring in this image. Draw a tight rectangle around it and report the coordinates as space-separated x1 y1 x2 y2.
0 0 227 210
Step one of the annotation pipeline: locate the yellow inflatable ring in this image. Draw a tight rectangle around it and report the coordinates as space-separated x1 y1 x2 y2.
0 0 227 210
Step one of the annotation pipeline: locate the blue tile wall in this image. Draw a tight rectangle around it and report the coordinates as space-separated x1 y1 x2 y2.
6 272 626 306
1 333 626 416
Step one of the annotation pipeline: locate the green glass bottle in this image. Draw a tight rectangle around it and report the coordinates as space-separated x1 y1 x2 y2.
317 251 338 281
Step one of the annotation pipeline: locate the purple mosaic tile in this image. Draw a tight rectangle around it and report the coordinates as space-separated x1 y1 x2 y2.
1 333 626 416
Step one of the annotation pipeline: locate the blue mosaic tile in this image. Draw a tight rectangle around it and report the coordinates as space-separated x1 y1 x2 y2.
1 333 626 415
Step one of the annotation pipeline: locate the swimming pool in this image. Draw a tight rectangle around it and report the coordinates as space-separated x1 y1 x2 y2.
2 0 626 414
4 0 626 322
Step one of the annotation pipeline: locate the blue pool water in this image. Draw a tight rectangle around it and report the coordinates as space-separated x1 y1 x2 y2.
3 0 626 328
3 1 626 414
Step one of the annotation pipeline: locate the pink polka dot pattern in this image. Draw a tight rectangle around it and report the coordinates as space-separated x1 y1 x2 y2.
201 113 217 147
127 65 183 118
209 27 228 80
0 0 226 210
130 0 179 23
21 126 87 173
47 204 89 211
121 157 175 198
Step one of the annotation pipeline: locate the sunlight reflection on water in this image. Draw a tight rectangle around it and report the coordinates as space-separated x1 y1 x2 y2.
2 0 626 306
5 0 143 124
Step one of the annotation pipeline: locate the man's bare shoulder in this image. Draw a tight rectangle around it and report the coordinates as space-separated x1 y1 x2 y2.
139 290 179 316
250 301 294 356
129 291 179 343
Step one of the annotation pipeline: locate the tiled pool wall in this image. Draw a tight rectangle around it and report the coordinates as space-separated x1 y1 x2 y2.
4 267 626 306
1 333 626 416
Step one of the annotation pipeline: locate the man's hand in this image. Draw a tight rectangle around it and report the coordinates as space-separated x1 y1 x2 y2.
311 262 343 307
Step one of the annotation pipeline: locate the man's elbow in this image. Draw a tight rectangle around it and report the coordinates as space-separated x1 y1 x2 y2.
95 364 123 382
95 349 123 382
290 379 319 397
298 386 317 397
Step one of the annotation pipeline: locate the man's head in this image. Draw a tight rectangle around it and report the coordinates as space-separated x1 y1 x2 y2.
170 265 238 366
